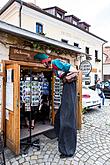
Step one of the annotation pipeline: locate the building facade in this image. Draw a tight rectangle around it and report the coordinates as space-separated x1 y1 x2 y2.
0 0 107 155
0 0 107 86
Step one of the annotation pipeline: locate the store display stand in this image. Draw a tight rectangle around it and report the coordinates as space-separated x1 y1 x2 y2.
21 69 40 154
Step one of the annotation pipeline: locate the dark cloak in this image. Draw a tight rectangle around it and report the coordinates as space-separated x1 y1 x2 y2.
54 80 77 156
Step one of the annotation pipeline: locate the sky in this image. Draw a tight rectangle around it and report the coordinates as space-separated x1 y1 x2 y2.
0 0 110 45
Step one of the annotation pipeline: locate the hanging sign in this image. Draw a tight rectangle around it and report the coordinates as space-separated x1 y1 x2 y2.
79 60 92 76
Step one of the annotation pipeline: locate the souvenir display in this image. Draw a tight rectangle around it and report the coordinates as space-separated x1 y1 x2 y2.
20 72 49 111
20 71 62 111
54 77 63 109
42 78 49 95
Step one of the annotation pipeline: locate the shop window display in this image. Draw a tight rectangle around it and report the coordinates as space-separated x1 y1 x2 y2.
20 71 50 129
20 69 63 140
54 77 63 110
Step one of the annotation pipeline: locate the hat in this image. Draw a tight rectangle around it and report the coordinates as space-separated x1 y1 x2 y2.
34 53 51 64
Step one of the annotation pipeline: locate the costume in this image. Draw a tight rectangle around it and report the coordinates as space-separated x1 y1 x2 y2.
34 53 77 157
52 59 77 157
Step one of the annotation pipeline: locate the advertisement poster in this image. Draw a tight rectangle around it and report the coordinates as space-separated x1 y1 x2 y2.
6 82 13 111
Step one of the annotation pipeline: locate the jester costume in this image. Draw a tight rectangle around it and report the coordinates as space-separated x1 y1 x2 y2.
34 53 77 157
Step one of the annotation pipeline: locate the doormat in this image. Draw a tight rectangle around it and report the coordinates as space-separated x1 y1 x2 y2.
43 129 57 139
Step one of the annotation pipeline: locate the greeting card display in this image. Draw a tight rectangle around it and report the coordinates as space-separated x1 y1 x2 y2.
20 73 49 111
54 77 63 110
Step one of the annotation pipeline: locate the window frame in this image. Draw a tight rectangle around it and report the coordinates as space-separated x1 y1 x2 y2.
95 50 98 59
36 23 43 34
85 47 89 54
61 39 68 44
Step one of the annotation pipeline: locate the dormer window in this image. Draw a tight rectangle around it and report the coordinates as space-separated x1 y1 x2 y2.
64 15 80 25
36 23 43 34
43 6 67 19
73 20 77 25
78 22 90 31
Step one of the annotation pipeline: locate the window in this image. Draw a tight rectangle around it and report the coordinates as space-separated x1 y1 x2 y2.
86 56 92 60
95 50 98 59
73 20 77 25
84 26 87 30
61 39 68 44
85 47 89 54
56 12 63 19
95 50 101 62
95 74 98 84
36 23 43 33
74 43 79 47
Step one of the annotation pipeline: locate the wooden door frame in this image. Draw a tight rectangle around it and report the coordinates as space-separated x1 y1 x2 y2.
1 60 54 148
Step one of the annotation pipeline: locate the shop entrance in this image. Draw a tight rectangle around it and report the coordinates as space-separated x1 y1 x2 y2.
2 60 82 155
20 67 54 140
3 61 60 155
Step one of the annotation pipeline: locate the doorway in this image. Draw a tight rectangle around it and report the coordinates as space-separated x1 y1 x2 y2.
20 67 55 140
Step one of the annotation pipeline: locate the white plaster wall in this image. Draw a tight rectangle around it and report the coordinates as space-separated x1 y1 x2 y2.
103 64 110 75
0 2 20 26
20 6 104 51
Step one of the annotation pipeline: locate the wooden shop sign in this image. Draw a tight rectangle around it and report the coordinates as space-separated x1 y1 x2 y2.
9 47 39 63
9 46 69 63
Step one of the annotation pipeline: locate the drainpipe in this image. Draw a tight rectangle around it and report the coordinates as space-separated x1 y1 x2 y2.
102 42 107 80
19 0 23 28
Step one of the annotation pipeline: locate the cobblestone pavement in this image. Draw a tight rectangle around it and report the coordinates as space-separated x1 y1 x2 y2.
2 100 110 165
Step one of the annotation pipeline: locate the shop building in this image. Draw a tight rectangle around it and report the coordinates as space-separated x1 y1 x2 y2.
0 20 82 155
0 0 107 155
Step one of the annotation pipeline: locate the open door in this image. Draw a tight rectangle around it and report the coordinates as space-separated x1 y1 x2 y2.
5 63 20 155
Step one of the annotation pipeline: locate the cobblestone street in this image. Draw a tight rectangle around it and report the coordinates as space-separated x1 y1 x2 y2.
2 100 110 165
